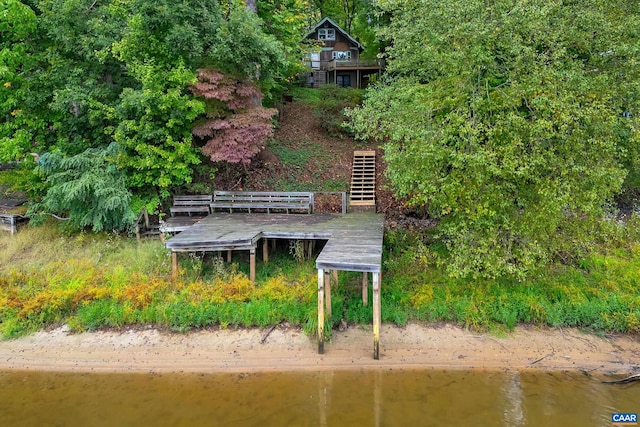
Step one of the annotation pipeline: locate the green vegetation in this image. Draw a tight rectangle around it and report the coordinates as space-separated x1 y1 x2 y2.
0 227 319 337
1 225 639 339
291 86 364 137
1 0 639 340
0 0 306 227
350 0 640 279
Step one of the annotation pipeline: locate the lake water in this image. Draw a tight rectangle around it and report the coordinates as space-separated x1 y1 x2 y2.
0 369 638 426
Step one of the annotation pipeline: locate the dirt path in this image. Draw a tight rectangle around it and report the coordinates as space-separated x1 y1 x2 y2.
0 323 638 376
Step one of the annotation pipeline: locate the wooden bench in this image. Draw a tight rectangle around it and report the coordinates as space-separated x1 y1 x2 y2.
169 195 212 216
160 195 212 236
210 191 314 214
0 214 28 234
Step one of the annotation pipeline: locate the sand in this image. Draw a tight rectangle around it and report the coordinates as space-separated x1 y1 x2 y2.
0 323 638 376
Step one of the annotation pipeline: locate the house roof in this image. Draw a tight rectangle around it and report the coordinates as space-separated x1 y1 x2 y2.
305 17 364 52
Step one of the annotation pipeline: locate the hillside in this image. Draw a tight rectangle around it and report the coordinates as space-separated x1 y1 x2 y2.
212 99 412 222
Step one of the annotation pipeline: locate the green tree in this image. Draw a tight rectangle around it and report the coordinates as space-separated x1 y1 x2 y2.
350 0 640 279
1 0 306 230
0 0 41 161
30 143 136 232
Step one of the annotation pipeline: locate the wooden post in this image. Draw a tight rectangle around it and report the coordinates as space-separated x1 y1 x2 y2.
318 268 325 354
249 248 256 282
362 272 368 307
271 239 276 250
171 252 178 280
227 250 232 263
325 270 332 318
263 239 269 263
306 240 313 259
332 269 338 283
373 271 381 360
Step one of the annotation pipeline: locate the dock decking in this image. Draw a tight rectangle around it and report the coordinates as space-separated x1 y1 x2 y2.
164 212 384 358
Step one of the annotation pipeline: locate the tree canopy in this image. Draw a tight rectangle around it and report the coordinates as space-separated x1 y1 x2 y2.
1 0 302 229
350 0 640 278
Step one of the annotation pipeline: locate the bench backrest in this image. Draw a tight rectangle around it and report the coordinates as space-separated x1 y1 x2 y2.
173 195 212 206
170 195 213 216
212 191 314 214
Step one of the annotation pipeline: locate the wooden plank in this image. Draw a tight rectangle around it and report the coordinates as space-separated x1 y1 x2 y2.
325 270 332 318
250 248 256 282
318 269 325 354
174 195 212 202
362 272 368 306
171 252 178 280
211 191 314 214
165 211 384 276
373 272 381 360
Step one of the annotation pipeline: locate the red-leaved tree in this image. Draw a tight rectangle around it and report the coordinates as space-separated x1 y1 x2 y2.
191 68 277 164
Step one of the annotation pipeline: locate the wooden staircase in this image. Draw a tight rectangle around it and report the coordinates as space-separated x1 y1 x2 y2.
349 150 376 210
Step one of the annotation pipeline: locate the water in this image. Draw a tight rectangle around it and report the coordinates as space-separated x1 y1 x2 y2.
0 369 637 426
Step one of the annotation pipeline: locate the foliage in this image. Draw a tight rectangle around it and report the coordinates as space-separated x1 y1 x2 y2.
291 85 364 137
209 8 289 103
269 141 314 169
1 0 299 229
314 85 364 137
192 68 278 164
0 0 41 162
0 227 317 337
1 225 640 337
351 0 640 279
257 0 310 94
28 143 136 232
382 227 640 332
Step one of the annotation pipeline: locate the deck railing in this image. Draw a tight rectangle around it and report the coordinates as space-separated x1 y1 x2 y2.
327 58 383 71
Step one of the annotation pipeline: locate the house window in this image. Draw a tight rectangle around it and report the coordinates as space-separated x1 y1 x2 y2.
308 52 320 70
332 51 351 61
318 28 335 41
337 75 351 88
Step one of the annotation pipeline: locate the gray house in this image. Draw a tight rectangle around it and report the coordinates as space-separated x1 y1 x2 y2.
304 17 383 89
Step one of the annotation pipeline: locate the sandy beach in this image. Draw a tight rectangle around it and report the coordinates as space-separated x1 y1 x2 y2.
0 323 638 376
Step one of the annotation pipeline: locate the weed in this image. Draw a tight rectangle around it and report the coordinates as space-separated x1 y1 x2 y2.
288 240 306 263
1 224 640 338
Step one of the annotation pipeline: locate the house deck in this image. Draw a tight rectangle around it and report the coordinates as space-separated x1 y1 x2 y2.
164 211 385 358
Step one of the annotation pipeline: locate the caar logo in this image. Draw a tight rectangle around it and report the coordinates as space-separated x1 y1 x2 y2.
612 413 638 426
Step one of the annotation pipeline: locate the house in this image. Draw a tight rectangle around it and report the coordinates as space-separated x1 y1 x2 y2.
304 17 383 89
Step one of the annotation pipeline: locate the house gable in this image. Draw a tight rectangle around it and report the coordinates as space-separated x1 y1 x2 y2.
305 17 364 53
303 18 382 89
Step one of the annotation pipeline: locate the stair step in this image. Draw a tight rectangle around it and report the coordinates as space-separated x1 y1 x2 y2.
349 150 376 209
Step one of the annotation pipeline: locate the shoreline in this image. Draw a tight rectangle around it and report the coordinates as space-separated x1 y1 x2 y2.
0 323 638 376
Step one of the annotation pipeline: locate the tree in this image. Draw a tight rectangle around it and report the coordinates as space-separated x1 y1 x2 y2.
0 0 302 230
0 0 43 161
209 8 289 103
29 143 136 232
350 0 640 278
192 69 277 164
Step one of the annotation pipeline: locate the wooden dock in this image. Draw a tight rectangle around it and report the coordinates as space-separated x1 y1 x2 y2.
165 212 384 359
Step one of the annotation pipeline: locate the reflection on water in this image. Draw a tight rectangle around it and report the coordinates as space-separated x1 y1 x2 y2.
0 369 638 426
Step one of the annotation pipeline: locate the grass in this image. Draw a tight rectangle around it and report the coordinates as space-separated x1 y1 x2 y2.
269 141 315 170
1 221 639 339
382 228 640 334
266 139 349 192
0 226 319 337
